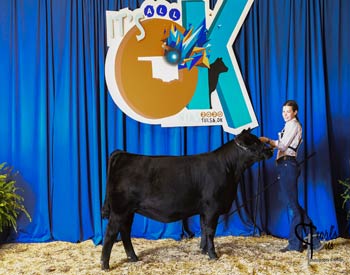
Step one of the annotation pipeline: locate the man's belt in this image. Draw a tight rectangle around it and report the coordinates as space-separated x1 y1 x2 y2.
276 155 296 164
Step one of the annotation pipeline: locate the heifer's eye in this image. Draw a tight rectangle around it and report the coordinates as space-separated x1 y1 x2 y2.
243 136 258 146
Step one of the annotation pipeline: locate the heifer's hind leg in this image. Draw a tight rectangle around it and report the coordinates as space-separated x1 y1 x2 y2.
101 215 120 270
182 219 195 239
120 213 138 262
199 214 208 254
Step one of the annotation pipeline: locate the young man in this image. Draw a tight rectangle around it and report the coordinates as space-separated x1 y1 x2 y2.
260 100 323 252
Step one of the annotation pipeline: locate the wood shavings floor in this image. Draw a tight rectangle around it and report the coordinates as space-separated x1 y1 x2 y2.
0 235 349 275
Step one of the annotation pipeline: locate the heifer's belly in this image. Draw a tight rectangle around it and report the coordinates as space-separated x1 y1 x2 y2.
136 199 199 223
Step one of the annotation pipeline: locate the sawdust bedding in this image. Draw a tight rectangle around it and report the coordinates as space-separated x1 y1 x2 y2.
0 235 349 275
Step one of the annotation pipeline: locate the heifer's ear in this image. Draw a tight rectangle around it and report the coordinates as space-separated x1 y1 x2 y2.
241 128 251 134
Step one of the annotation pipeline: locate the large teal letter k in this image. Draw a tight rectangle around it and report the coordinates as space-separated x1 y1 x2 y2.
208 0 257 133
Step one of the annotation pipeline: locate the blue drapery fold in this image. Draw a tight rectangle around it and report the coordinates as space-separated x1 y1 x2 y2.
0 0 349 244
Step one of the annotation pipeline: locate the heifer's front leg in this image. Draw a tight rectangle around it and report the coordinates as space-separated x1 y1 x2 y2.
204 214 219 260
120 213 138 262
101 216 120 270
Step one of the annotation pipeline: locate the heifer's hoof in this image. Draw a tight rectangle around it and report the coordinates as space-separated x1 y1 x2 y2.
200 245 208 254
100 261 110 271
182 232 195 239
208 251 218 260
127 256 139 262
187 233 195 239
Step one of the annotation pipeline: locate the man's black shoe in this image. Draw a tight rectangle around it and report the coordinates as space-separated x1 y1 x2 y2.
303 235 324 252
313 242 324 252
279 246 303 253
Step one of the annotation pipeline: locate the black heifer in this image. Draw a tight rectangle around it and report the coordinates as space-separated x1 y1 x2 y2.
101 129 273 270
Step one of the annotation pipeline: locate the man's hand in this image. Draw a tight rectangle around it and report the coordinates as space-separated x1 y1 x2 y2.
260 136 276 148
259 136 269 143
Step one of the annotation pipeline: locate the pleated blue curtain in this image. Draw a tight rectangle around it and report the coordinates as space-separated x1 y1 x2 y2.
233 0 349 238
0 0 349 244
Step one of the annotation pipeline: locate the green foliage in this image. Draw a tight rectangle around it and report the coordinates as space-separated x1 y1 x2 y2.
0 163 31 233
339 178 350 220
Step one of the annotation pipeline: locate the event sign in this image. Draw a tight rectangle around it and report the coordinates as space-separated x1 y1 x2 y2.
105 0 257 134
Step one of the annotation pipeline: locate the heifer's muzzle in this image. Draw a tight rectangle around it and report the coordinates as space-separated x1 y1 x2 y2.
262 144 274 159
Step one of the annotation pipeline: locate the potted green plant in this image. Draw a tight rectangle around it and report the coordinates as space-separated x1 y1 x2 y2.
339 177 350 220
0 162 31 242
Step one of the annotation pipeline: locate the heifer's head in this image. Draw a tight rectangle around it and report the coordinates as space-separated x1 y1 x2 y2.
234 129 273 163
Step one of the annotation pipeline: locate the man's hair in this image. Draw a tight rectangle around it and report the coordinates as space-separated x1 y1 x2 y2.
283 100 299 121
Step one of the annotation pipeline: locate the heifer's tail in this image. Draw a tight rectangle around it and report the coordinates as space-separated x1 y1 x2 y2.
101 152 115 219
101 187 111 219
101 150 124 219
101 150 123 219
101 199 110 219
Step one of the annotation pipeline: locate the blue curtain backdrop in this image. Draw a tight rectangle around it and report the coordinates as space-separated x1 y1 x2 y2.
0 0 349 244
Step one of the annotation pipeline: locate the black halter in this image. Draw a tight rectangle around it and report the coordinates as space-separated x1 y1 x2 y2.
234 139 249 151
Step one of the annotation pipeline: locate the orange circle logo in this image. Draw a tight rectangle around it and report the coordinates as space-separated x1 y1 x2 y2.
115 19 198 119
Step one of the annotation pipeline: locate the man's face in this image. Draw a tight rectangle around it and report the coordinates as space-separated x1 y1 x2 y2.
282 105 297 122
